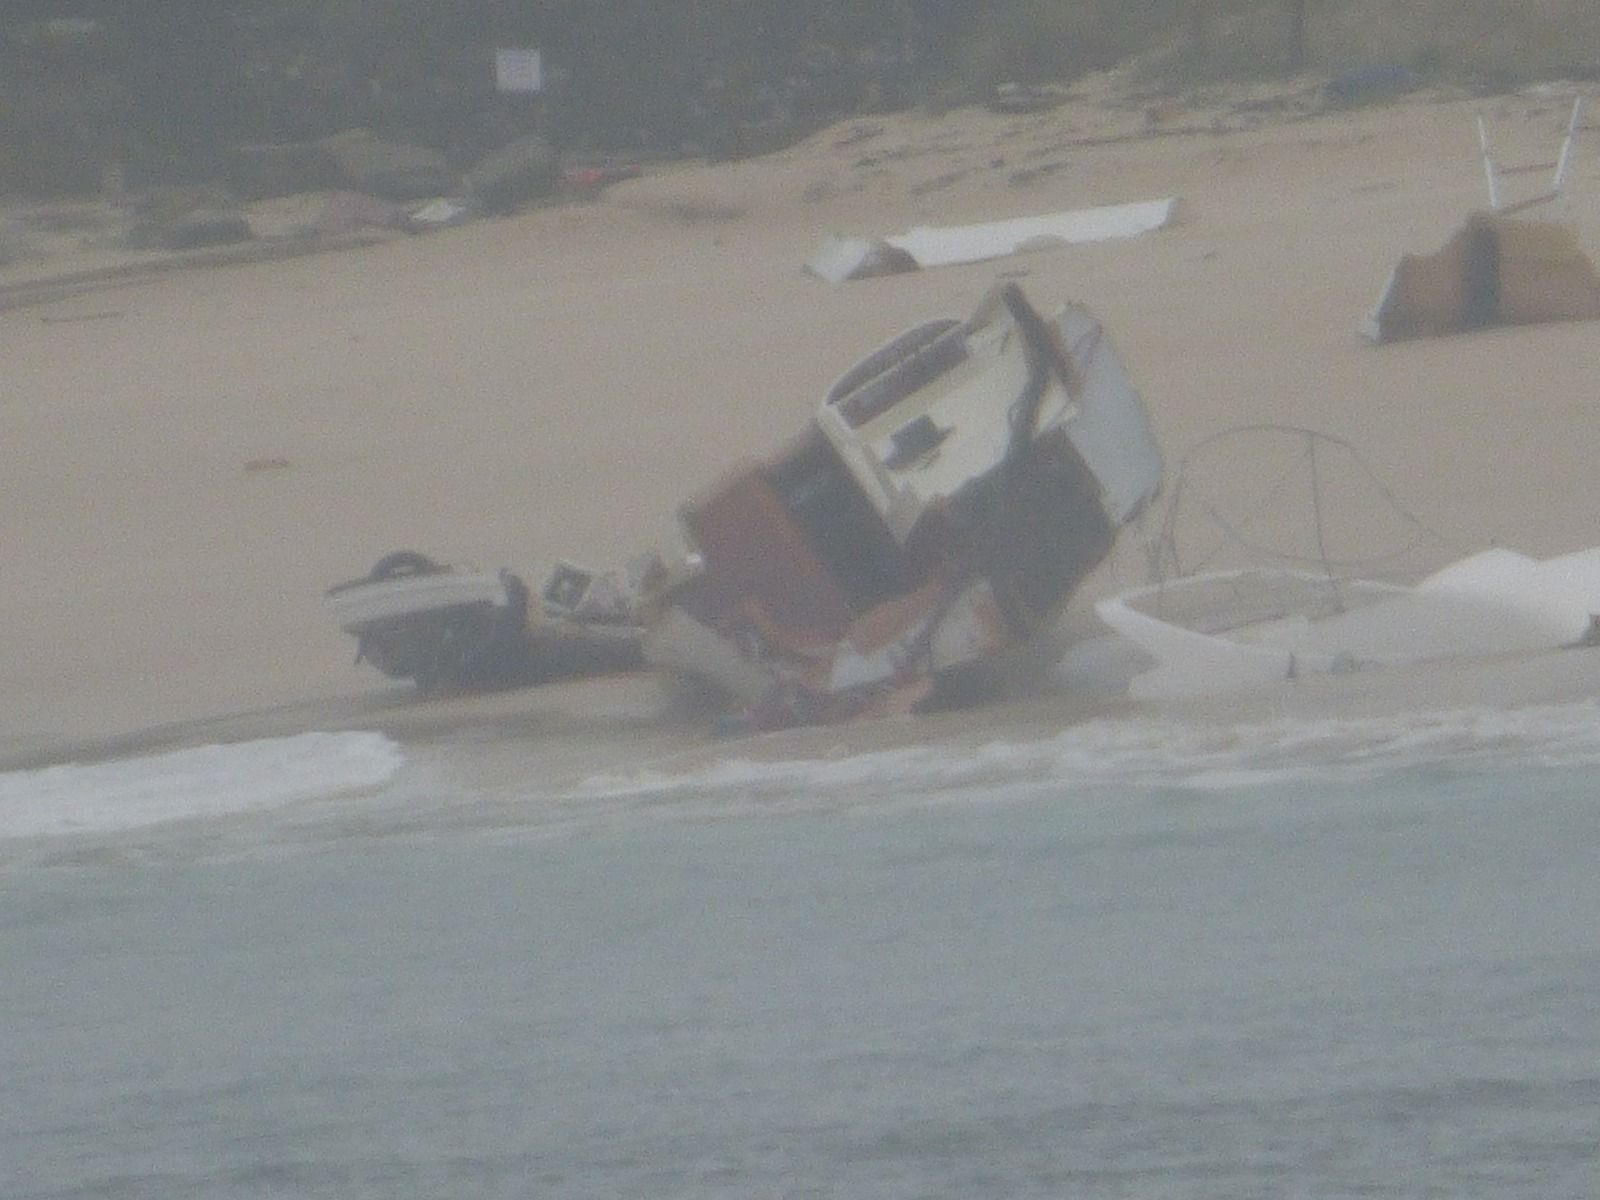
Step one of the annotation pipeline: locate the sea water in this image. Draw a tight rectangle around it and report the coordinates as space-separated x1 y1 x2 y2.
2 705 1598 1199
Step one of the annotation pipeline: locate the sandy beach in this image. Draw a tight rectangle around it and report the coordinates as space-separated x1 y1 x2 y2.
6 75 1600 769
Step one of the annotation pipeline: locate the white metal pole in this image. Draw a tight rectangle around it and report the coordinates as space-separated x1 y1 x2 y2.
1478 114 1501 210
1552 96 1583 195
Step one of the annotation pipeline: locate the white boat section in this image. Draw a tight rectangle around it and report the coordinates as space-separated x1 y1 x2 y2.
326 570 514 630
817 289 1163 544
804 236 917 285
887 198 1180 268
806 198 1180 282
1096 547 1600 700
1048 304 1166 527
639 604 789 705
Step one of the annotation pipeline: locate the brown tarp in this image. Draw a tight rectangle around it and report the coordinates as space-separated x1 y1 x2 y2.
1366 213 1600 341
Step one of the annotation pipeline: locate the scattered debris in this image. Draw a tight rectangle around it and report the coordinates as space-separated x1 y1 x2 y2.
887 199 1180 268
1363 99 1600 341
803 236 919 283
558 162 643 197
1362 212 1600 341
327 283 1165 729
405 198 473 232
806 197 1180 282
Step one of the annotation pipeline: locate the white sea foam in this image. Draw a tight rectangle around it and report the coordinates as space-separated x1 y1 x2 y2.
6 701 1599 855
0 731 404 841
572 701 1600 813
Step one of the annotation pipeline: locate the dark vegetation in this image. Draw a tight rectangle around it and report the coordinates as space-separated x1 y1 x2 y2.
0 1 1595 196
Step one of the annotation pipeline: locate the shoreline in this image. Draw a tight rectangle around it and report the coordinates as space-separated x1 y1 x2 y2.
9 636 1600 779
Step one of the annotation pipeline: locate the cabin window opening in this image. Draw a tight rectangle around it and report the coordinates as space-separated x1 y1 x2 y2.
884 414 951 469
831 325 968 429
764 428 918 612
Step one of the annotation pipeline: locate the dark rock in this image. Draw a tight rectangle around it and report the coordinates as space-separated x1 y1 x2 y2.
319 130 457 202
225 141 338 200
154 209 255 250
464 135 559 214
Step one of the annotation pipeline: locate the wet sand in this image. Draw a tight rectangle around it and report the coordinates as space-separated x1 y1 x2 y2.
5 78 1600 769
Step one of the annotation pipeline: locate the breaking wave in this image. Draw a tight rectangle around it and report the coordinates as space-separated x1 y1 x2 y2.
571 701 1600 814
5 702 1600 859
0 731 404 842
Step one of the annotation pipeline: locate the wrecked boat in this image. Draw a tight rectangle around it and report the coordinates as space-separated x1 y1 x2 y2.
325 552 644 692
1087 420 1600 699
1096 547 1600 701
327 282 1164 727
639 282 1163 726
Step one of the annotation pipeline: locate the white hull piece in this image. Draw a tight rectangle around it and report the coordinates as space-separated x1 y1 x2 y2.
326 568 519 628
806 198 1180 283
1096 547 1600 700
643 282 1164 728
326 552 643 692
887 198 1180 268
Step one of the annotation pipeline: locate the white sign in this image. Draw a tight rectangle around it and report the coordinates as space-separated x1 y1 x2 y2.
495 47 542 94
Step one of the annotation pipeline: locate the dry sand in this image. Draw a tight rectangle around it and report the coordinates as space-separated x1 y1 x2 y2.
6 76 1600 768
